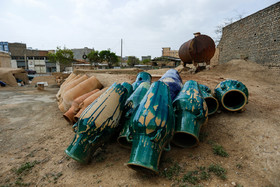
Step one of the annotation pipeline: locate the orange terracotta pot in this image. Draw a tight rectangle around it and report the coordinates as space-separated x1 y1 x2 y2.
61 76 103 112
57 74 82 101
63 89 100 124
74 87 108 122
61 73 77 87
56 73 78 100
58 74 88 105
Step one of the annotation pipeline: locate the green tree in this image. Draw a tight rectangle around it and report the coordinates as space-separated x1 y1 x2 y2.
99 50 119 68
87 50 100 67
48 47 74 71
141 59 150 65
127 56 140 67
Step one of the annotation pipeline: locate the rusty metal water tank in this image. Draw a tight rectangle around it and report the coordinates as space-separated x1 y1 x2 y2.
179 32 215 67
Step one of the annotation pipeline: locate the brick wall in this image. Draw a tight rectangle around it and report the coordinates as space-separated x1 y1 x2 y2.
218 2 280 66
162 47 179 58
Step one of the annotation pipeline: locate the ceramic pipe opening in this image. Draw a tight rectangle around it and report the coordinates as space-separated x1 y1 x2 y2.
205 97 219 115
73 116 79 122
222 90 247 111
63 114 73 124
172 132 198 148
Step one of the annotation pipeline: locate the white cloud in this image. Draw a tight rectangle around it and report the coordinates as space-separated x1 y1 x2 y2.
0 0 278 58
11 0 48 9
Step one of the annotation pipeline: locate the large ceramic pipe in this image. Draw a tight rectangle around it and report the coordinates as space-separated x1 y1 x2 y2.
131 72 152 91
159 69 183 101
73 87 108 122
117 82 151 148
127 81 175 174
121 82 133 98
65 83 129 163
56 73 77 100
214 79 248 112
58 74 88 106
59 76 103 112
172 80 208 148
199 84 219 115
58 74 86 102
63 89 100 124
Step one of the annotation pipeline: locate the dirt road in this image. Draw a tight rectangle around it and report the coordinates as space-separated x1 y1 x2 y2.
0 60 279 186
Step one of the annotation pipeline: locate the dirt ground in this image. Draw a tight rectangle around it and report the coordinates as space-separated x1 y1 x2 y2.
0 60 279 187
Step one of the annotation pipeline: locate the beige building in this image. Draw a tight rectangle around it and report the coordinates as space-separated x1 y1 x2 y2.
162 47 179 58
0 51 11 68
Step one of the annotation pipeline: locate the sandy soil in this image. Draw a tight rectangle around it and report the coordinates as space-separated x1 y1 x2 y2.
0 60 279 186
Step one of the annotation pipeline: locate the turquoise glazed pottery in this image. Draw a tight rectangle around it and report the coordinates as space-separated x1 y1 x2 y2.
132 72 152 91
65 83 128 163
172 80 208 148
118 82 151 148
159 69 183 101
127 81 175 174
214 79 248 112
121 82 133 97
199 84 219 115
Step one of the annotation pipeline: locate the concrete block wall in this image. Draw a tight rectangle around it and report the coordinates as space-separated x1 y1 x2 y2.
218 2 280 66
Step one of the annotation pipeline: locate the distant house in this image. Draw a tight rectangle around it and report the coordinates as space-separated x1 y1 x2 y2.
71 47 95 61
141 55 151 61
2 42 59 73
162 47 179 58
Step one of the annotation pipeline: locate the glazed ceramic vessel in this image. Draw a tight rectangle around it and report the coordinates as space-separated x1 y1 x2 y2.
127 81 175 174
199 84 219 115
172 80 208 148
121 82 133 97
214 79 248 111
118 82 151 148
65 83 128 163
74 88 108 122
159 69 183 101
131 72 152 91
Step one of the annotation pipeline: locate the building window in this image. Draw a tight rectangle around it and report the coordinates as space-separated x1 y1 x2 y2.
4 45 8 51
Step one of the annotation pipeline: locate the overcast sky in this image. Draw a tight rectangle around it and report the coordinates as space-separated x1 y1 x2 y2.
0 0 278 58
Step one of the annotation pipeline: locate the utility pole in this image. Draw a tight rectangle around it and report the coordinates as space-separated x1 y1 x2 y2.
121 38 123 67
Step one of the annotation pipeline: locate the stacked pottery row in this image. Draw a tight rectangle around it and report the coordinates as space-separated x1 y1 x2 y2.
65 70 249 174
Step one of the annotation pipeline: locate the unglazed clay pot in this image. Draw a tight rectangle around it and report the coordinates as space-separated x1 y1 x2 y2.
159 69 183 101
199 84 219 115
172 80 208 148
132 72 152 91
60 76 103 112
58 74 88 104
65 83 129 163
63 89 100 124
57 74 82 101
127 81 175 174
118 82 151 148
74 87 108 122
214 79 248 112
56 73 77 100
